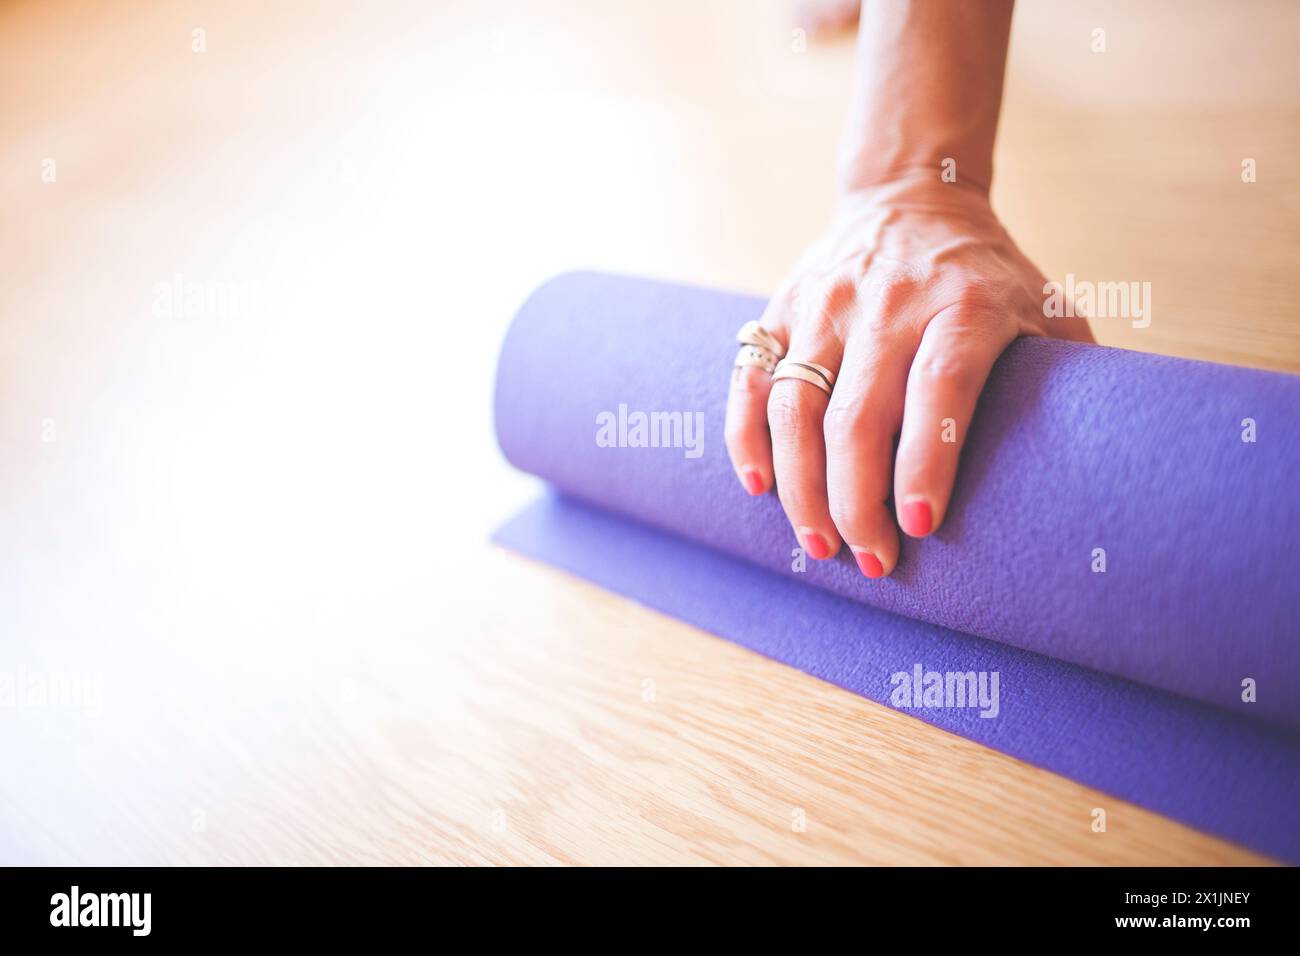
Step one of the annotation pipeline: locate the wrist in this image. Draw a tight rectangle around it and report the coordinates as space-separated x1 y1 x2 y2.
833 164 995 212
836 137 994 198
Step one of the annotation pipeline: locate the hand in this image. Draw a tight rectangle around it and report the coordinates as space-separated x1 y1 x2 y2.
724 177 1094 577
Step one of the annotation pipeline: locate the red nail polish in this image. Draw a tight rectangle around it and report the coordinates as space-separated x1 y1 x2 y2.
901 499 933 537
742 469 764 496
853 549 884 579
801 529 830 560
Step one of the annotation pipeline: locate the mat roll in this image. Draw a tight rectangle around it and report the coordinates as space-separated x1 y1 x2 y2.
493 271 1300 861
495 271 1299 731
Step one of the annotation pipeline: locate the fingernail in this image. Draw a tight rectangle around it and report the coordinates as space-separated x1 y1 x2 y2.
851 547 884 579
799 528 830 560
900 497 933 537
741 468 764 496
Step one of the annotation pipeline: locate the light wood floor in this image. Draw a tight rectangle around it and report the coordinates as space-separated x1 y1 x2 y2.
0 0 1293 864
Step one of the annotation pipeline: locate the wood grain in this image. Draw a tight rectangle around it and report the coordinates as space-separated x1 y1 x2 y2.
6 546 1261 866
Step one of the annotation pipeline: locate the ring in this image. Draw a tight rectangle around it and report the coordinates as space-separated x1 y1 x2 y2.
736 320 787 359
734 343 779 374
772 359 835 396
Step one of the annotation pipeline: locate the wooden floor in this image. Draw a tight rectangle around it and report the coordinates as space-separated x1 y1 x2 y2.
0 0 1294 865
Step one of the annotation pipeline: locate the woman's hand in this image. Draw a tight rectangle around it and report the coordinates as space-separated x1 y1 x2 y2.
724 176 1093 577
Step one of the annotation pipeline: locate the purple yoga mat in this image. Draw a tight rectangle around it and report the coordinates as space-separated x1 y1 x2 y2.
492 271 1300 860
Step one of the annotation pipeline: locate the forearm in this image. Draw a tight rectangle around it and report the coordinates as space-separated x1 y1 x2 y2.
838 0 1015 195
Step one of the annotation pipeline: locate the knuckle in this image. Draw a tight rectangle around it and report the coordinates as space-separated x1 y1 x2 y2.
821 399 862 452
954 281 998 312
859 268 921 335
911 348 982 394
864 267 920 306
811 275 858 319
793 274 859 342
766 385 819 443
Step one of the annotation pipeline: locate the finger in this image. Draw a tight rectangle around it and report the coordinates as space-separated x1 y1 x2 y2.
726 365 775 494
823 324 912 577
767 279 850 560
894 307 1012 537
724 292 793 496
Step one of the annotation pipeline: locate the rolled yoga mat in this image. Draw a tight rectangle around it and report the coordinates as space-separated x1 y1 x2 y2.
493 271 1300 861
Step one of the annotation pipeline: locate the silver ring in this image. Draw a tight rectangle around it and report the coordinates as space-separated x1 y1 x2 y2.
772 358 835 395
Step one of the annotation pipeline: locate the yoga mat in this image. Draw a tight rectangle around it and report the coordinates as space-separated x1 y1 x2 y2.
497 494 1300 862
492 271 1300 860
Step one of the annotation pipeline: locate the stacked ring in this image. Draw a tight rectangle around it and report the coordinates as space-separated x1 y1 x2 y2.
736 320 787 358
733 320 787 375
735 343 779 374
772 358 835 396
